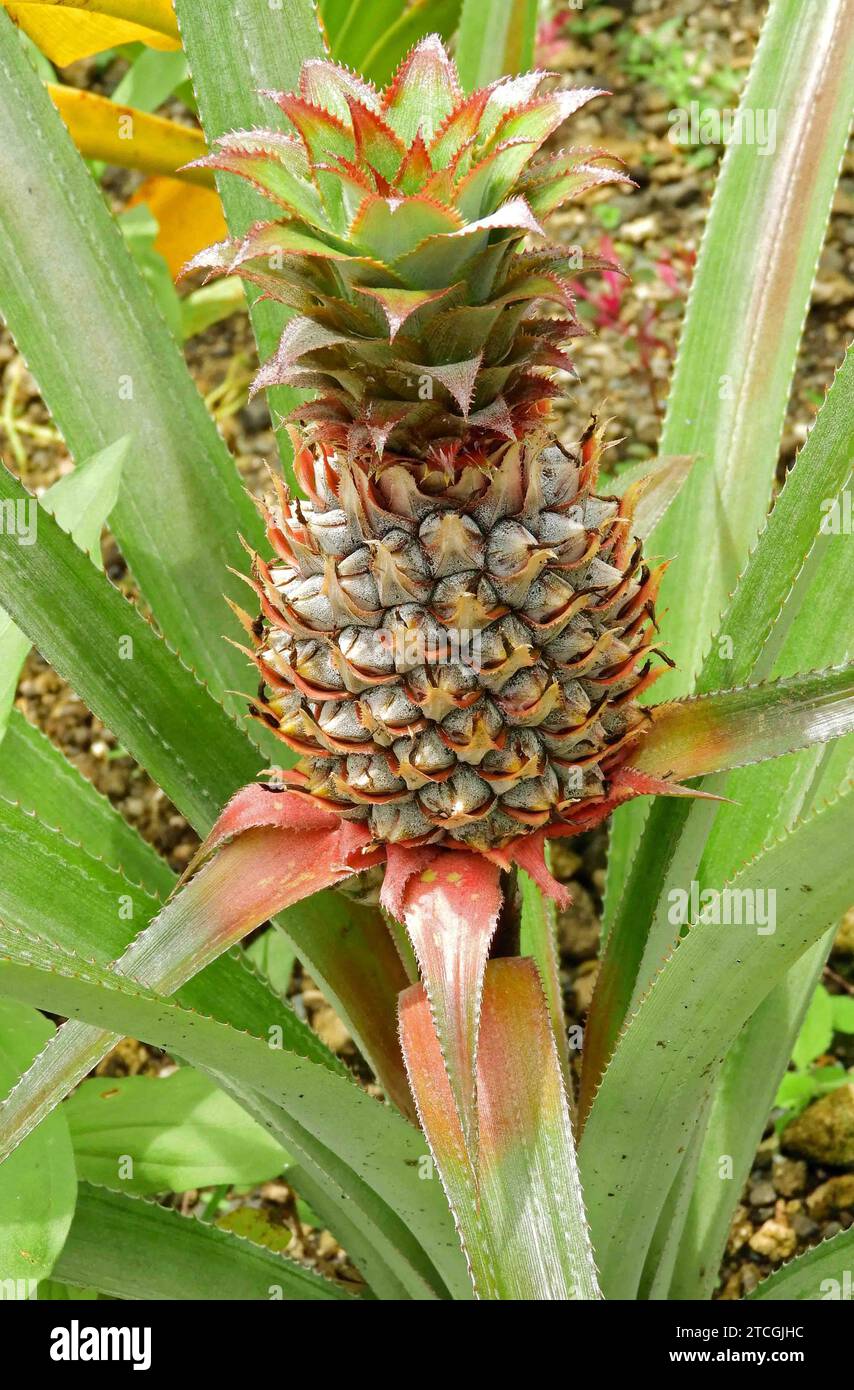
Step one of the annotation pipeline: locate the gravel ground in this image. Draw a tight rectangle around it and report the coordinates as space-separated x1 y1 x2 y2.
2 0 851 1294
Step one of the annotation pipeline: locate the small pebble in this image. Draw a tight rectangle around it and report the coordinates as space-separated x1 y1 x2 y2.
771 1156 807 1198
749 1218 797 1263
791 1212 820 1241
748 1180 777 1207
805 1173 854 1220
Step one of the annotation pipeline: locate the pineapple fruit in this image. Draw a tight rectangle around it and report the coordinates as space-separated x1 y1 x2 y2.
190 37 669 852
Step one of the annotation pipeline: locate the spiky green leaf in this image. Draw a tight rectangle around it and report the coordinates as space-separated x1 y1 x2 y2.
54 1184 352 1301
649 0 854 697
748 1228 854 1301
0 465 262 833
0 1000 76 1289
456 0 537 91
0 926 469 1301
582 789 854 1299
0 14 267 712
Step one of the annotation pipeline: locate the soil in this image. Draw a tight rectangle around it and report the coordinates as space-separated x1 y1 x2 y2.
1 0 851 1296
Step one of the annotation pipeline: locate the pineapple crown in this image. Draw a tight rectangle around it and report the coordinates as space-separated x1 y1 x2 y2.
186 35 631 470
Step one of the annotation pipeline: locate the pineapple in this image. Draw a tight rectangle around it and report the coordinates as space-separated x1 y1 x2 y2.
190 37 669 852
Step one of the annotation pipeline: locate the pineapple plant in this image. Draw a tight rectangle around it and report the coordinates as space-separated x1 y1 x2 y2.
189 40 671 853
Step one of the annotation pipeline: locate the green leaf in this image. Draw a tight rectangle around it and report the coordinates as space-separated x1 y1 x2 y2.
273 888 413 1123
224 1079 444 1302
647 0 854 699
600 796 648 950
748 1227 854 1301
791 985 835 1070
0 465 262 834
519 865 571 1083
53 1184 353 1301
672 934 831 1297
0 823 430 1300
65 1069 289 1195
16 26 56 82
352 194 462 263
607 345 854 920
636 1090 713 1302
0 12 267 714
628 665 854 782
810 1063 850 1095
775 1069 819 1112
318 0 351 47
0 928 469 1301
0 811 358 1166
110 44 188 112
353 0 463 88
690 346 854 699
191 137 328 226
279 1159 397 1296
37 1278 99 1301
595 349 854 1104
0 1000 76 1291
0 793 427 1293
330 0 408 74
245 926 295 1000
832 995 854 1033
456 0 537 90
0 435 126 743
603 454 694 542
378 27 458 146
0 613 29 750
401 959 598 1301
581 788 854 1300
38 436 127 565
0 710 174 900
586 664 854 1119
180 276 245 340
118 204 183 340
0 797 340 1073
668 413 854 1299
